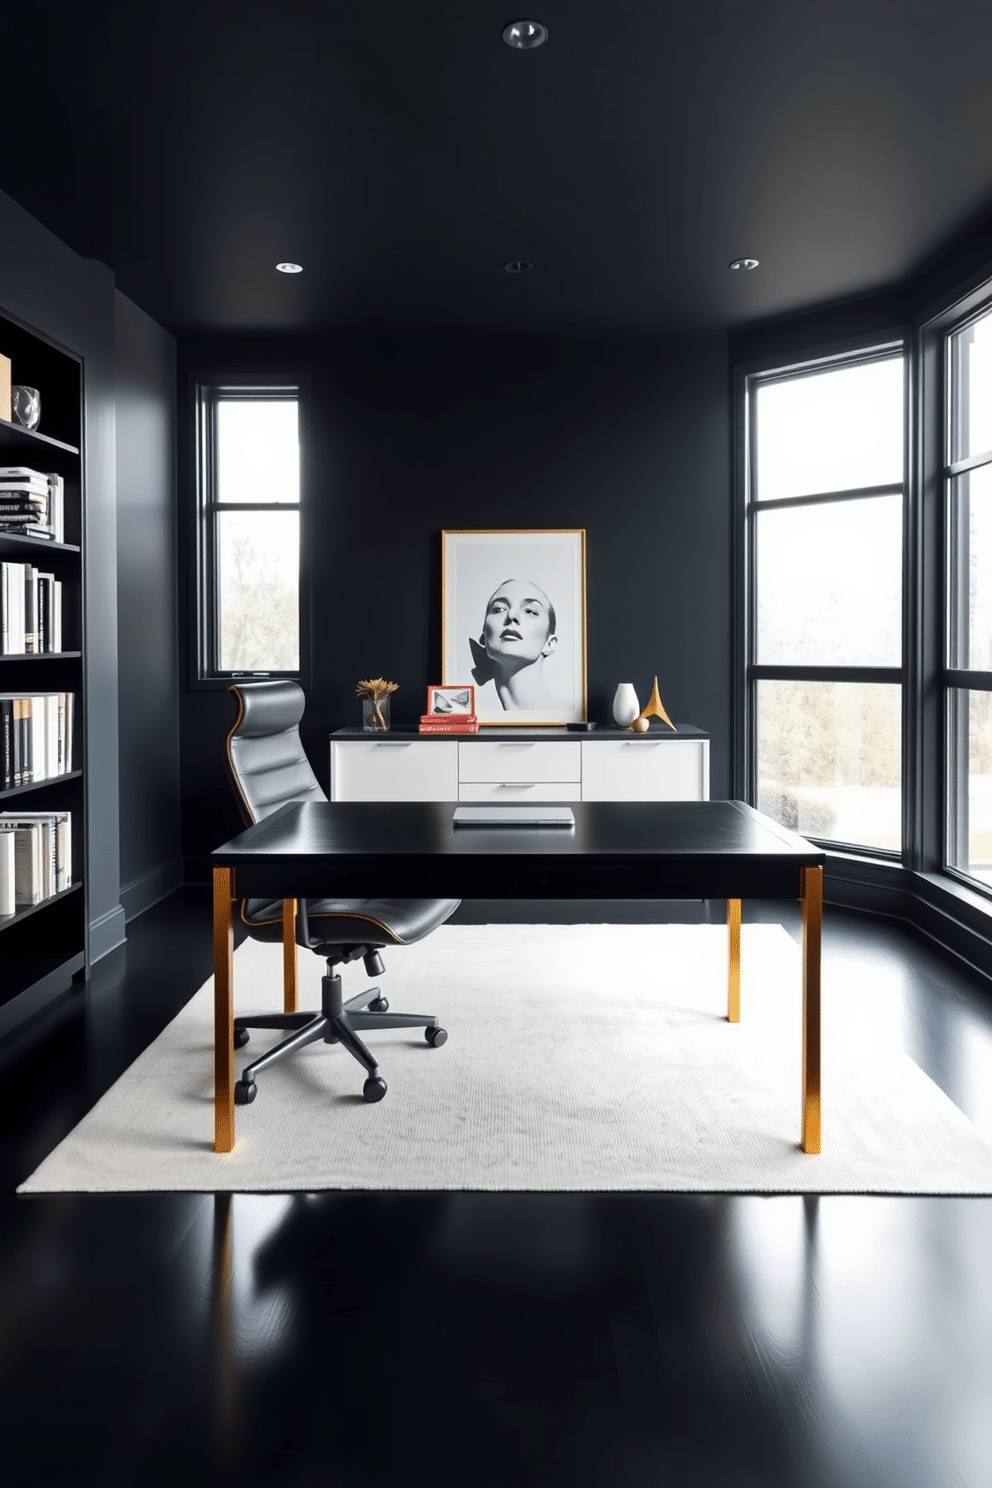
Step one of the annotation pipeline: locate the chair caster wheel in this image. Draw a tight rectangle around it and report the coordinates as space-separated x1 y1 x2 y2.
234 1079 257 1105
425 1025 447 1048
363 1076 387 1103
369 995 389 1013
234 1027 250 1048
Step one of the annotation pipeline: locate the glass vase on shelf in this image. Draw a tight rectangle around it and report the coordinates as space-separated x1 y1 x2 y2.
11 385 41 430
362 695 391 732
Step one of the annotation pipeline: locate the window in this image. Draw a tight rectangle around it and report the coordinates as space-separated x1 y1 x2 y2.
745 351 906 853
946 309 992 890
197 387 302 680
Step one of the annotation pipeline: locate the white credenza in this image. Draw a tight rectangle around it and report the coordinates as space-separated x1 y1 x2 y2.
328 726 710 803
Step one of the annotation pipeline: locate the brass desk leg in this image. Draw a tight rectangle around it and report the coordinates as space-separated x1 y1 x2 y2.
283 899 298 1013
727 898 741 1023
801 865 823 1155
214 866 235 1154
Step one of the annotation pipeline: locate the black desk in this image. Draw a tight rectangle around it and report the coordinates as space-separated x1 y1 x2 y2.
212 800 825 1156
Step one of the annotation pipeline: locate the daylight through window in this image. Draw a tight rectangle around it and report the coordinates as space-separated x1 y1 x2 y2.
746 353 906 853
199 390 301 678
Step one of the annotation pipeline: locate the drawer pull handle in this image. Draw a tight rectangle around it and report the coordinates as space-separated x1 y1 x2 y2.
500 782 535 789
376 742 413 748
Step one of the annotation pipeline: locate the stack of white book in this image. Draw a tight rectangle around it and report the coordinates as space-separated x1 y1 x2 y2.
1 560 63 653
0 809 71 913
0 692 74 788
0 467 65 543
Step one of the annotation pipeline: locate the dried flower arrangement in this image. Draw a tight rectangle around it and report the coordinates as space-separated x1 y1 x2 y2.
355 677 399 730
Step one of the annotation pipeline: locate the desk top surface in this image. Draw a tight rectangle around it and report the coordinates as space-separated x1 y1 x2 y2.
213 800 823 868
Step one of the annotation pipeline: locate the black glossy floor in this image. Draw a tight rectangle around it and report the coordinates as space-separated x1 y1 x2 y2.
3 891 992 1488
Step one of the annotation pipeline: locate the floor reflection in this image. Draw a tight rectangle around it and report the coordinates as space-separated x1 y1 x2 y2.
207 1189 810 1486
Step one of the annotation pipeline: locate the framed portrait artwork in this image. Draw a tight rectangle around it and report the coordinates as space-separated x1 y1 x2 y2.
441 529 587 726
426 684 476 717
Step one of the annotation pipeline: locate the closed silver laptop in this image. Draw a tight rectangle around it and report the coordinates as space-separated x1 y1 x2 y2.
452 805 575 827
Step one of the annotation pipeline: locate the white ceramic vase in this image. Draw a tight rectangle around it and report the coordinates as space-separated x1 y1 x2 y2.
612 683 640 728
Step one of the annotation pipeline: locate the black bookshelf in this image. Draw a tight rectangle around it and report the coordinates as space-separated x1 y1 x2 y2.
0 307 87 1025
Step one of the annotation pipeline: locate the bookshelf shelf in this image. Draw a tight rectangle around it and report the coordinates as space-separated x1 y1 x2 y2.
0 652 82 662
0 416 78 455
0 770 82 804
1 305 86 1025
0 534 81 555
0 880 81 933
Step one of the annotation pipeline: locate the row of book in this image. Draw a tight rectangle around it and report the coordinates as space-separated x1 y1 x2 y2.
0 809 72 913
1 560 63 654
418 713 480 734
1 692 75 789
0 467 65 543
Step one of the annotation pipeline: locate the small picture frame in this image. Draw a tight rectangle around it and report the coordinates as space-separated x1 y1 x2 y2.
427 683 476 717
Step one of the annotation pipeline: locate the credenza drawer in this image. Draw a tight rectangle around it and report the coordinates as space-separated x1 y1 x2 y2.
329 739 458 800
580 739 709 801
458 740 581 784
458 781 579 803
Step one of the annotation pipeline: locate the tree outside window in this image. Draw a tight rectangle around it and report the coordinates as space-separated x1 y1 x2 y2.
198 390 301 679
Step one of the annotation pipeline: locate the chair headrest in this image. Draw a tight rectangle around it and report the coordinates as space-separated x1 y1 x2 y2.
229 680 306 738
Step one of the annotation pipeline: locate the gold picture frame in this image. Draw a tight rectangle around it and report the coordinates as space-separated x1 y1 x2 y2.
441 529 587 727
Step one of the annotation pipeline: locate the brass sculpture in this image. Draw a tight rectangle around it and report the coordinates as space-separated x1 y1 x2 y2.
634 675 675 731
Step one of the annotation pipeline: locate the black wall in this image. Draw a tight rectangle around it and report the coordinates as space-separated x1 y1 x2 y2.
115 291 181 918
178 333 731 867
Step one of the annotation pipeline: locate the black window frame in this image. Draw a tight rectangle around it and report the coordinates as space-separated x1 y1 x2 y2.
736 339 911 862
193 381 310 687
939 300 992 900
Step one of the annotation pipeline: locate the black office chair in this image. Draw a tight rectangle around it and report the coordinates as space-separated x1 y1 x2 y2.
223 680 460 1105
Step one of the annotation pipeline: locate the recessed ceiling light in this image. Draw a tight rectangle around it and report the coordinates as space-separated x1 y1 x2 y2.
276 262 303 274
504 260 533 273
502 20 548 49
729 258 759 271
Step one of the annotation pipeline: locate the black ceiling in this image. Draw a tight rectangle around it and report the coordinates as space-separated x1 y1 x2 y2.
5 0 992 337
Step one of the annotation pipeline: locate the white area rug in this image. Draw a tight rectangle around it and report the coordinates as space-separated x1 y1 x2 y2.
19 924 992 1195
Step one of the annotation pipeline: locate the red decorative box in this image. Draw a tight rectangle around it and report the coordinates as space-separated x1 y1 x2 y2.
418 714 479 734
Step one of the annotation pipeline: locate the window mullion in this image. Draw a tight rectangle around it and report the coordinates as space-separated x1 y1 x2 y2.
943 303 992 893
753 481 903 511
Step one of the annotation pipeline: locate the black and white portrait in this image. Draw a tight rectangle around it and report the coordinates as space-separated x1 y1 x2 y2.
441 530 587 725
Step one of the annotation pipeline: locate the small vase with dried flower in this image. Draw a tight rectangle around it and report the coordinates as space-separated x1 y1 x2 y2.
356 677 399 732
